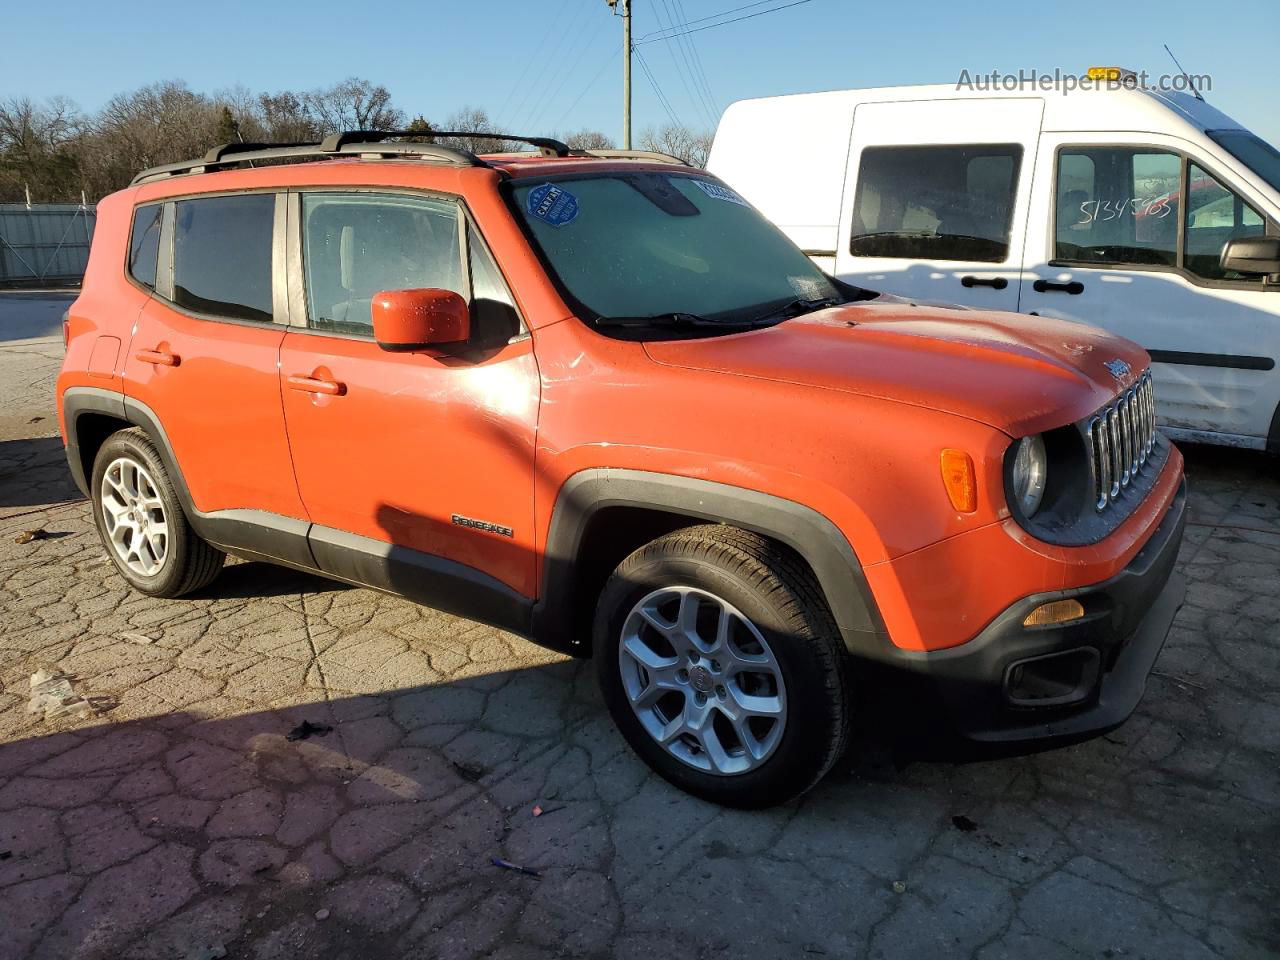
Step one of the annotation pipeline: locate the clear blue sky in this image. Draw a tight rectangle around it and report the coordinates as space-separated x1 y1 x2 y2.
6 0 1278 145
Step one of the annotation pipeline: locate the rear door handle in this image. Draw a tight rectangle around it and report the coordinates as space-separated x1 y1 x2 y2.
960 275 1008 289
136 349 180 366
1032 278 1085 295
287 375 346 396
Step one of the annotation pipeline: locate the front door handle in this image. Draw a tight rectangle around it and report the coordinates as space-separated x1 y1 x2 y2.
136 349 180 366
287 374 346 396
960 275 1008 289
1032 278 1085 295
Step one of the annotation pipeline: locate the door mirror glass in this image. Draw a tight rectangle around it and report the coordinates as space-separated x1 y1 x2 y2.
371 288 470 352
1219 235 1280 278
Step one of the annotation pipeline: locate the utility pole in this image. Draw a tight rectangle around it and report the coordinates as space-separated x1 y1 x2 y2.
607 0 632 148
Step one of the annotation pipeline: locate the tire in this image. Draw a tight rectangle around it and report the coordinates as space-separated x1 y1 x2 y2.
90 428 224 598
594 524 850 808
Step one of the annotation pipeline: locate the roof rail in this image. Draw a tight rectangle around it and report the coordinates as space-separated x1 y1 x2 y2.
570 149 689 166
325 130 572 158
130 134 485 185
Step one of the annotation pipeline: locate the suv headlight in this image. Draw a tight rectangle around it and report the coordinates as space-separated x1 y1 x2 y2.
1011 435 1048 516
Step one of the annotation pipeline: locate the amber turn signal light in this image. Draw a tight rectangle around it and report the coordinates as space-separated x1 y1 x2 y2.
940 449 976 513
1022 598 1086 627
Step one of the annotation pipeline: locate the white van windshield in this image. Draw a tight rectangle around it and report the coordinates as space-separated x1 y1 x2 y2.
508 173 841 327
1208 129 1280 194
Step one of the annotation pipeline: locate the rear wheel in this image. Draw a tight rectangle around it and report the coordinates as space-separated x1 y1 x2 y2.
594 525 850 807
91 428 223 597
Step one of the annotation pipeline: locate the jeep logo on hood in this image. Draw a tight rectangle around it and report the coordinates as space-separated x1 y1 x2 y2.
1104 359 1133 381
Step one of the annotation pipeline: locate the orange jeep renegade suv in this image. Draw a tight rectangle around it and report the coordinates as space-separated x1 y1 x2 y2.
57 131 1187 807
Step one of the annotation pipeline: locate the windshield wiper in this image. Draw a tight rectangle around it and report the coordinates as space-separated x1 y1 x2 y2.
595 312 734 329
744 296 841 325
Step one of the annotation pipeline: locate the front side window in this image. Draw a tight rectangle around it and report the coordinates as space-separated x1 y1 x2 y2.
173 194 274 321
301 193 464 335
1184 163 1266 281
128 204 162 289
849 144 1023 262
1054 148 1181 267
508 173 838 323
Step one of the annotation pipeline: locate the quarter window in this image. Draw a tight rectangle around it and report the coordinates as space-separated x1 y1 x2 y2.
1184 163 1266 281
1054 148 1181 267
172 194 275 321
849 144 1023 262
128 205 162 289
301 193 464 335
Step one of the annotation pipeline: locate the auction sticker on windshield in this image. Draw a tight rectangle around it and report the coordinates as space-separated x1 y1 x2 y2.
527 183 579 227
693 180 749 206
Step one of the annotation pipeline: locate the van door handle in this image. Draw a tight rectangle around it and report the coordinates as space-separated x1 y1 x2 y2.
960 275 1008 289
1032 278 1085 295
287 374 346 396
136 349 180 366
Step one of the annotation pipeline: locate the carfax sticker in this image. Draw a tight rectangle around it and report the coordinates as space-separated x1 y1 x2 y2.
692 180 748 206
527 183 579 227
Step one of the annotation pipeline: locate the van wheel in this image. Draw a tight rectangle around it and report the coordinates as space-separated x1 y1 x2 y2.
90 428 224 598
594 524 849 808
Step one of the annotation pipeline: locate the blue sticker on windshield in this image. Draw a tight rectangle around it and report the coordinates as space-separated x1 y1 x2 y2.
527 183 579 227
692 180 748 206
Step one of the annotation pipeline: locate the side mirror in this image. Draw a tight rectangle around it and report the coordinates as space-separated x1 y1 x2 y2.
371 288 470 352
1220 235 1280 279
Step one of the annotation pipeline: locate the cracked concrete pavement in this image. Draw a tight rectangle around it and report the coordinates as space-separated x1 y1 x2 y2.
1 294 1278 959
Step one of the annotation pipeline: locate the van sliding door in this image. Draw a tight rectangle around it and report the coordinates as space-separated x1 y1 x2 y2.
835 98 1043 311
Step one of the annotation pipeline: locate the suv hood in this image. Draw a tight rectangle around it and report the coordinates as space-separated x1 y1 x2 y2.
643 300 1149 436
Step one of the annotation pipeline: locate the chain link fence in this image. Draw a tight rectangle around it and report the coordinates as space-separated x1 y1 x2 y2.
0 203 96 287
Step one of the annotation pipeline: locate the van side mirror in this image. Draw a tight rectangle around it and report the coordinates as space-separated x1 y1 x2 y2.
1220 236 1280 279
371 289 470 352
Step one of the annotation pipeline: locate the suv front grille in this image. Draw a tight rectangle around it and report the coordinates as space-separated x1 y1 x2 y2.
1086 371 1155 512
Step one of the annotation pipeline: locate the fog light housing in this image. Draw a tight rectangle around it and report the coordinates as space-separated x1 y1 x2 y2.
1005 647 1100 708
1022 598 1086 627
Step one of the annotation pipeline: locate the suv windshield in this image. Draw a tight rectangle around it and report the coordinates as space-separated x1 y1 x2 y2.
508 173 842 327
1208 129 1280 194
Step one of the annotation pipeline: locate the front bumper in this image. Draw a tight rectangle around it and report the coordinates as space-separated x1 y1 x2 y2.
895 477 1187 745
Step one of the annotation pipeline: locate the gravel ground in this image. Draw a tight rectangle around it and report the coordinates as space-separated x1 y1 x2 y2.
1 305 1277 959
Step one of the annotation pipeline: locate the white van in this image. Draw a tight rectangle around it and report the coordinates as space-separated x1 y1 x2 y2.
708 75 1280 451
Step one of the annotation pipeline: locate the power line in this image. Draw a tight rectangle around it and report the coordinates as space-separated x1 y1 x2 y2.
636 0 816 45
495 0 574 127
633 46 684 131
638 0 776 38
672 0 721 124
506 1 591 130
554 40 623 132
653 0 716 128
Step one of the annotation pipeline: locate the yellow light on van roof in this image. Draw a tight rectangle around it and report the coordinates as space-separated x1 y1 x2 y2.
1087 66 1136 82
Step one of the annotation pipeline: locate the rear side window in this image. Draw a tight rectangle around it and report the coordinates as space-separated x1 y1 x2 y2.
173 194 274 322
128 205 162 289
850 144 1023 262
1054 148 1180 267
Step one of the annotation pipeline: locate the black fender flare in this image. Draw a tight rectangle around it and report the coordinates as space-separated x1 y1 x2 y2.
531 468 889 658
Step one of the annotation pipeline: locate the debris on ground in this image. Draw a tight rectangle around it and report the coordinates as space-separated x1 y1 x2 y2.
14 529 49 544
491 857 541 879
952 815 978 833
120 632 157 645
27 669 97 721
452 760 485 783
286 720 333 742
28 416 44 423
532 804 564 817
314 908 330 921
891 880 907 894
1153 671 1207 691
185 946 227 960
0 851 12 861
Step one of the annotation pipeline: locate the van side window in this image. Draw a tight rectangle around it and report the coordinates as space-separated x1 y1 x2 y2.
128 205 162 289
172 194 275 321
1183 163 1267 282
301 193 464 336
1054 149 1180 267
849 144 1022 263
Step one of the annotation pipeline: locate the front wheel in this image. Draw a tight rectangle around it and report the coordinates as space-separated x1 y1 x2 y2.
91 428 224 597
594 525 850 808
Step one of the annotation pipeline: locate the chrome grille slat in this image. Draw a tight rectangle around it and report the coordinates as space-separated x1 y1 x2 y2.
1088 371 1156 512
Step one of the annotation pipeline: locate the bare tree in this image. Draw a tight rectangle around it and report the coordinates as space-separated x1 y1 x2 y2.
560 129 616 151
301 78 403 134
429 107 516 155
0 96 85 202
640 124 714 167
